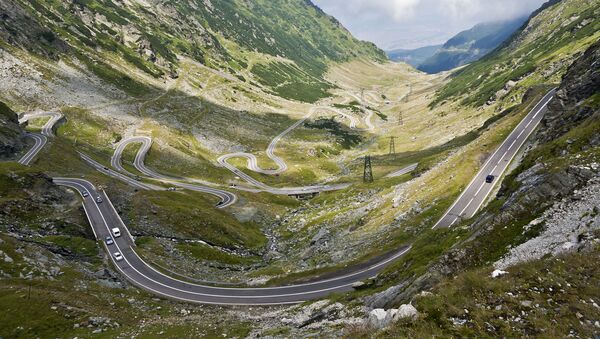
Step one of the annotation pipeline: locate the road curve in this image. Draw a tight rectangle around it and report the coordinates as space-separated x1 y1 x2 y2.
19 111 63 137
79 152 162 191
111 136 237 208
17 112 63 166
18 133 48 166
433 89 557 229
346 93 376 131
54 177 411 305
217 108 318 176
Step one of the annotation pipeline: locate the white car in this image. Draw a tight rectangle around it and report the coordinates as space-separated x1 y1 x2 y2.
112 227 121 238
82 191 89 198
113 252 123 261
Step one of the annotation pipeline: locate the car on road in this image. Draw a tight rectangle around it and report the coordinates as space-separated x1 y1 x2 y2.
485 175 495 183
82 191 89 197
113 252 123 261
103 166 109 170
112 227 121 238
105 236 114 245
167 187 177 191
96 196 103 203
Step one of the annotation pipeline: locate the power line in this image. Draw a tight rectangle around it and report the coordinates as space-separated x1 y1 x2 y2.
389 136 396 155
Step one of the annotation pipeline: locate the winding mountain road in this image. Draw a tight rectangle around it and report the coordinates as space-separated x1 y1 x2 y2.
433 89 556 229
38 89 555 306
217 109 317 176
54 177 411 305
17 112 63 166
111 136 237 208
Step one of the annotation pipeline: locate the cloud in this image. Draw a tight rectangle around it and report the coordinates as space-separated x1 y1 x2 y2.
439 0 545 23
318 0 421 21
312 0 547 49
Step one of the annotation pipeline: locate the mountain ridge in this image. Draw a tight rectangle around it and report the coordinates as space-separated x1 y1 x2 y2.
417 16 528 74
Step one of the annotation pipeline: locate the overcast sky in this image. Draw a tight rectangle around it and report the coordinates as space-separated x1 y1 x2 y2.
312 0 548 50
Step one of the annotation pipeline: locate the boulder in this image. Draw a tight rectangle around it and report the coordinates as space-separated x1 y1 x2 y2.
395 304 418 320
367 305 419 329
367 308 388 328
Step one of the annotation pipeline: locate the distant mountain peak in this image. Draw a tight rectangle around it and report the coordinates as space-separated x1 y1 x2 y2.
417 16 528 74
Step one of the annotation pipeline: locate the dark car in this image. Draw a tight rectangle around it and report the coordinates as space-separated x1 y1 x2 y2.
485 175 495 183
105 236 114 245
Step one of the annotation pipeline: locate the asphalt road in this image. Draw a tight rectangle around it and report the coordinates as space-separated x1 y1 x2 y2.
17 112 63 166
18 133 48 166
111 136 237 208
433 89 556 229
385 163 418 178
111 131 350 198
215 106 355 194
217 109 317 176
79 151 162 191
54 177 411 305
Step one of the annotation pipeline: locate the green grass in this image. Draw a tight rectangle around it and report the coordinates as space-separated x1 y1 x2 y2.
251 61 334 103
41 235 99 260
304 118 362 149
432 0 600 107
176 242 260 266
128 190 267 251
370 243 600 338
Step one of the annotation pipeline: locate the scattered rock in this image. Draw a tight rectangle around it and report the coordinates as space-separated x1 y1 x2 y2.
492 269 508 278
395 304 418 320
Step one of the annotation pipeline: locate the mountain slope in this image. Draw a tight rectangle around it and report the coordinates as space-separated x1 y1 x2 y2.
4 0 385 102
0 101 25 159
417 17 527 74
353 38 600 339
434 0 600 107
386 45 442 68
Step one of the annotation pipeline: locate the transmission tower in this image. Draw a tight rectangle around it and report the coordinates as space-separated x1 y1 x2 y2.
398 110 404 126
405 84 412 103
389 136 396 155
363 155 374 183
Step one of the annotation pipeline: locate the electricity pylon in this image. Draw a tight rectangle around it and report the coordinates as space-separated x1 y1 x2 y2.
363 155 373 183
389 137 396 155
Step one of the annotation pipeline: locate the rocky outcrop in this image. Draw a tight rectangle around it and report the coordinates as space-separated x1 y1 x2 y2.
366 304 418 329
539 40 600 143
0 101 25 159
366 41 600 309
0 0 68 59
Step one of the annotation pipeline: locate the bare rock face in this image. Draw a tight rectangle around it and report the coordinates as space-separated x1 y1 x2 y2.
0 0 68 59
366 304 418 329
540 40 600 143
0 101 25 159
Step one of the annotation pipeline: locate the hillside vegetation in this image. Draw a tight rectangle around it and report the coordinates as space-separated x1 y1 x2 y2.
418 17 526 74
8 0 384 102
434 0 600 107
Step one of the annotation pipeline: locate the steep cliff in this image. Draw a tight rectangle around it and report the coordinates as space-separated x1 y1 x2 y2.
0 101 25 159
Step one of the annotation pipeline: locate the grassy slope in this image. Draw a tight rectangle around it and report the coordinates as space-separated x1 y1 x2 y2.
16 0 384 103
347 241 600 338
433 0 600 107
